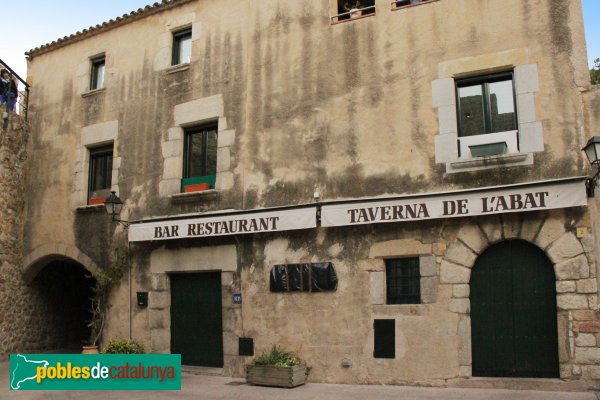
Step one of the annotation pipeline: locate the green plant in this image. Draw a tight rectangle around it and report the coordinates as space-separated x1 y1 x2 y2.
251 345 304 367
591 58 600 85
104 339 145 354
87 247 129 347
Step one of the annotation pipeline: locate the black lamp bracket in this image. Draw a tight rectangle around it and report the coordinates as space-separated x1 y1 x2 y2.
586 168 600 197
111 215 130 229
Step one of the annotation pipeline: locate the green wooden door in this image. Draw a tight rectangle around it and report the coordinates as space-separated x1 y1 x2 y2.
170 272 223 367
471 240 559 378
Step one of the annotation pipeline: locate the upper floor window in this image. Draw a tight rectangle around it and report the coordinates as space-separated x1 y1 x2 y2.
385 257 421 304
336 0 375 21
394 0 434 8
172 28 192 65
88 144 113 204
456 72 516 137
182 123 218 191
90 56 105 90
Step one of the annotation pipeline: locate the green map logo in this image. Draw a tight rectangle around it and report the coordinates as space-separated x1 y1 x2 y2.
9 354 181 390
10 354 49 390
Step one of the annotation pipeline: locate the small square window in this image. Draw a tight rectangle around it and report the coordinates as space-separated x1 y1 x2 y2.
336 0 375 21
90 56 105 90
385 258 421 304
88 144 113 204
456 72 516 137
172 28 192 65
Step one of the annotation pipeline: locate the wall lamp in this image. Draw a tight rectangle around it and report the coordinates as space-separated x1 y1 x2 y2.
103 191 129 227
582 136 600 197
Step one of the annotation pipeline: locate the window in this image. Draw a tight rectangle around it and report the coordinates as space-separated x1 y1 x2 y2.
373 319 395 358
434 62 542 171
88 144 113 204
182 123 218 190
456 72 516 137
385 258 420 304
394 0 433 8
336 0 375 21
90 56 105 90
172 28 192 65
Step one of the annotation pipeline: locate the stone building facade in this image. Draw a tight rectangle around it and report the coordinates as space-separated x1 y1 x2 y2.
14 0 600 388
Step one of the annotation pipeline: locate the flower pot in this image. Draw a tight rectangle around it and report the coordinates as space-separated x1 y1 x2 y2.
246 364 308 388
89 197 107 205
184 183 211 192
349 8 362 18
81 345 100 354
469 141 508 157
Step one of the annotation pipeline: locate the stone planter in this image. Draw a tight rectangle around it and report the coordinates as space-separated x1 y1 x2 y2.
246 364 308 388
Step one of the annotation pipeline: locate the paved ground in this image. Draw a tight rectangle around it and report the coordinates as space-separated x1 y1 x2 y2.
2 362 599 400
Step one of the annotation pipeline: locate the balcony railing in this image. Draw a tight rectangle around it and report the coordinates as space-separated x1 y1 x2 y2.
0 59 30 121
331 5 376 23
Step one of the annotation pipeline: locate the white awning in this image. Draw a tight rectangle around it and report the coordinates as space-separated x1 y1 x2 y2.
321 179 587 228
128 206 317 242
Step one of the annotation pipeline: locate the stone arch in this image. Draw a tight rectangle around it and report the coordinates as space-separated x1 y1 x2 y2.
20 243 102 352
440 211 590 379
22 243 101 284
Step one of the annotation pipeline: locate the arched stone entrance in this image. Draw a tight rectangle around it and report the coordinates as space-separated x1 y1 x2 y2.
470 239 559 377
22 244 99 352
440 212 594 379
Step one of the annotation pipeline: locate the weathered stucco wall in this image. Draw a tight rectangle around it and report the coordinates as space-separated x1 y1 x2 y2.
20 0 600 386
25 0 592 245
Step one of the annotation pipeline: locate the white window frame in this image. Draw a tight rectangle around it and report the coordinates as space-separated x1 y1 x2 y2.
433 64 543 173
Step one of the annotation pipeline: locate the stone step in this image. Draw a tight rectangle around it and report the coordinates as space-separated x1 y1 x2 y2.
447 377 590 392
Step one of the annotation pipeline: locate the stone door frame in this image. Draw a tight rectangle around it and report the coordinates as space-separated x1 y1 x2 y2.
147 244 242 375
440 211 597 379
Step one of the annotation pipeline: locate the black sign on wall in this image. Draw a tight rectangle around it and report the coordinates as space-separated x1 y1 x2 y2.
270 262 338 292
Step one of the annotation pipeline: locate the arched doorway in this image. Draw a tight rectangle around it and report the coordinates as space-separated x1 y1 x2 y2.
471 239 559 378
30 260 96 352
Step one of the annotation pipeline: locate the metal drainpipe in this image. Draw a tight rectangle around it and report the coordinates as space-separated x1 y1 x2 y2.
128 240 132 340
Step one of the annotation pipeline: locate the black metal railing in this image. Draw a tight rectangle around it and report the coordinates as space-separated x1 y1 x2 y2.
0 58 30 121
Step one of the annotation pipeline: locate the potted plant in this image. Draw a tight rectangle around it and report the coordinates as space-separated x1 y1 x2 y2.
84 248 129 353
104 339 145 354
246 345 309 388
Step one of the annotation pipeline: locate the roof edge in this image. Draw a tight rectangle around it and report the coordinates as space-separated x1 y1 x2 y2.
26 0 196 59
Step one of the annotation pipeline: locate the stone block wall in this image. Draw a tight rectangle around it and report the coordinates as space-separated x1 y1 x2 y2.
0 119 34 358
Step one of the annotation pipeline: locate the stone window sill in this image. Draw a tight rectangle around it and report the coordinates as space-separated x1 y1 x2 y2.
170 189 218 204
76 204 106 213
166 63 190 75
82 88 106 98
373 304 429 316
448 153 530 172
